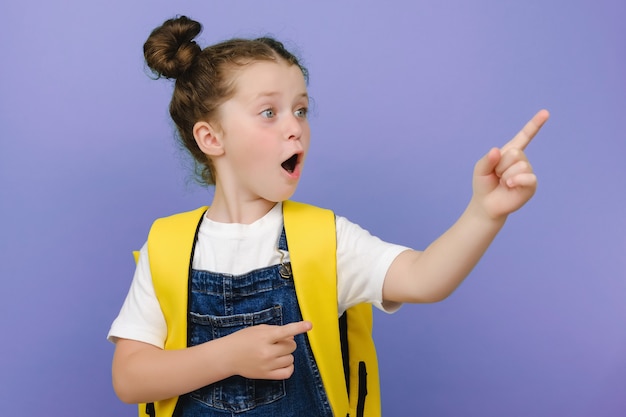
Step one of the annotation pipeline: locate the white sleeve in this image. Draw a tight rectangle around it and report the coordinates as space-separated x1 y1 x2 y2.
107 242 167 348
336 215 411 315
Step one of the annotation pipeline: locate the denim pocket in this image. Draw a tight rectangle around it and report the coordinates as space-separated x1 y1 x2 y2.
188 305 286 412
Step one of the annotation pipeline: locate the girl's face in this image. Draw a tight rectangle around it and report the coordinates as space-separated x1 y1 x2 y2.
212 60 310 204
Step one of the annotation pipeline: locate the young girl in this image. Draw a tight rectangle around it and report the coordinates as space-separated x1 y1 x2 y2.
108 15 549 417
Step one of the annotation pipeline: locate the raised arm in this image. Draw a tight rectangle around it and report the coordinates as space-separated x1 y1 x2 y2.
383 110 550 304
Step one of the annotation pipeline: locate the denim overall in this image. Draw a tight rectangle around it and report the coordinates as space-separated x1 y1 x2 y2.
173 227 334 417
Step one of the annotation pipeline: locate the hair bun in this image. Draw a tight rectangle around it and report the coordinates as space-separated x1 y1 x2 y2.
144 16 202 79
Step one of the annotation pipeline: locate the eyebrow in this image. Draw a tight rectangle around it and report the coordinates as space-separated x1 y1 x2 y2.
251 91 309 101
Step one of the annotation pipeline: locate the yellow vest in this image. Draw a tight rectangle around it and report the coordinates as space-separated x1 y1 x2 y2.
136 201 381 416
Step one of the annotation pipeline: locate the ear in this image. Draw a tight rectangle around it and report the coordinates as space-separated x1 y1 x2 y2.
193 121 224 156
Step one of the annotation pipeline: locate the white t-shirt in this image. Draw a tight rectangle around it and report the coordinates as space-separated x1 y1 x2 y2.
108 203 409 348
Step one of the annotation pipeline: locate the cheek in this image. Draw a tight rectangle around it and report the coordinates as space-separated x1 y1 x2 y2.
241 137 277 165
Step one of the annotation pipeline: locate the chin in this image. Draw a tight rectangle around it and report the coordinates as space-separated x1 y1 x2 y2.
268 189 298 203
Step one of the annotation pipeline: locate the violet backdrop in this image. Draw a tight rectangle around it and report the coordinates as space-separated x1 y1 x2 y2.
1 1 625 416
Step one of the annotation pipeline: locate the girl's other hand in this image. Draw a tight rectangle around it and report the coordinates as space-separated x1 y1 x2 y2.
223 321 312 380
471 109 550 220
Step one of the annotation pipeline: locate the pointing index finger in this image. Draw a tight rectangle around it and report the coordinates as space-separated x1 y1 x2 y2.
501 109 550 153
273 321 312 341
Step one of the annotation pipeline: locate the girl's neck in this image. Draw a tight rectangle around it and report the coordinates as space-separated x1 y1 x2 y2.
206 187 278 224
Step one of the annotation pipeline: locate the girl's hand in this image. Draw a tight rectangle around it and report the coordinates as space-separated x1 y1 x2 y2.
222 321 312 380
472 110 550 220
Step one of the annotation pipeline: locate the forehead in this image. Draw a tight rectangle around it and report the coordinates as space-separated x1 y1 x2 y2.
229 60 308 99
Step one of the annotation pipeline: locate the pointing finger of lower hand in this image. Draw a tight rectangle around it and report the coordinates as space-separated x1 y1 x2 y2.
273 321 312 342
501 109 550 153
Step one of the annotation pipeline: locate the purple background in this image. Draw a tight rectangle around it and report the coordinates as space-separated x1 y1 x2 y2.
1 1 625 416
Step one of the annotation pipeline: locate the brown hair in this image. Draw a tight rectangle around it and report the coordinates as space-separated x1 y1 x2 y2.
143 15 309 185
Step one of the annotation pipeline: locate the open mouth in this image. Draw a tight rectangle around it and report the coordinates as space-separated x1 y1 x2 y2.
281 154 299 174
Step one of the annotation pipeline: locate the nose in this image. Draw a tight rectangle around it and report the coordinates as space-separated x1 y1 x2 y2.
284 113 303 140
